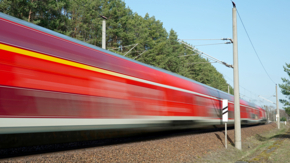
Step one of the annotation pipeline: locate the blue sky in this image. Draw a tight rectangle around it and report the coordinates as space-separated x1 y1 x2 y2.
124 0 290 108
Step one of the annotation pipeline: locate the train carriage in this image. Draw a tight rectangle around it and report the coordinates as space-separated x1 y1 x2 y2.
0 12 266 134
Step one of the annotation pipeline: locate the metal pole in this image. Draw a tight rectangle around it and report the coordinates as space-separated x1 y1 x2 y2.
233 3 242 150
268 106 270 123
222 99 229 149
276 84 280 129
273 108 276 122
225 123 227 149
102 19 106 49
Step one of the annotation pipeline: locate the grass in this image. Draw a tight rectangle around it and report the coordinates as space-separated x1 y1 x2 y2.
267 129 290 163
194 123 290 163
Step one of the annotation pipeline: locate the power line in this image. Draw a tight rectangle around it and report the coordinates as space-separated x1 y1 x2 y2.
191 42 232 47
179 38 232 41
223 73 273 105
232 1 276 84
124 43 139 56
187 62 217 65
133 50 147 59
108 43 138 50
223 74 254 95
178 54 199 57
178 40 233 68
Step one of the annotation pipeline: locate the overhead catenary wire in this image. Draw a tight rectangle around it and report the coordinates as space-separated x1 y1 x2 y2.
190 42 232 47
223 73 273 105
179 40 223 64
187 62 217 65
178 40 233 68
179 38 232 41
258 95 275 104
223 74 255 96
133 50 147 59
178 54 199 57
124 43 139 56
131 51 148 53
108 43 138 50
183 46 196 52
179 38 262 104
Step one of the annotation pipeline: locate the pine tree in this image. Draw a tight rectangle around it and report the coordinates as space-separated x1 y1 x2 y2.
0 0 234 94
0 0 30 20
279 63 290 116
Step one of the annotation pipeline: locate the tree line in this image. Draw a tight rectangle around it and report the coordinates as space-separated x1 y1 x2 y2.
0 0 234 94
279 63 290 117
263 105 289 121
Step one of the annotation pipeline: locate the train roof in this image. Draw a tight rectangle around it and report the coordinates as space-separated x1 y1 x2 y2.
0 12 259 109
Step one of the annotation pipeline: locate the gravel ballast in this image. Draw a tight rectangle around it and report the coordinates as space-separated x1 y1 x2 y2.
1 123 277 162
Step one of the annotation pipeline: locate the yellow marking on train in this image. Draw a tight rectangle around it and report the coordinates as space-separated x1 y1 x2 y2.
0 43 140 82
0 43 228 101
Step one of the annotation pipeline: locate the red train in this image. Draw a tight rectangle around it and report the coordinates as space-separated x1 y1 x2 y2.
0 13 266 134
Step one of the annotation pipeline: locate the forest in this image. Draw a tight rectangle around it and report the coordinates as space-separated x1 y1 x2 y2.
0 0 233 94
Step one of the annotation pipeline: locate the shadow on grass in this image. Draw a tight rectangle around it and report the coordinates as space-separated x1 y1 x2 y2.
255 130 290 142
214 133 235 146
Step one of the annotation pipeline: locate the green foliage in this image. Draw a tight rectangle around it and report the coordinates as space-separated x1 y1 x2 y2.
0 0 233 94
280 117 286 121
279 63 290 116
0 0 70 30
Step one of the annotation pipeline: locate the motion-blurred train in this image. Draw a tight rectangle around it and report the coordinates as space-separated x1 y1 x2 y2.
0 13 266 134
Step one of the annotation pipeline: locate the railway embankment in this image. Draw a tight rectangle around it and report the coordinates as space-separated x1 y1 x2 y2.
197 122 289 163
1 123 284 162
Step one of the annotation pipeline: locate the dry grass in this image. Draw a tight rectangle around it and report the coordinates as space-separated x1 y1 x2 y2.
195 122 290 163
267 128 290 163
